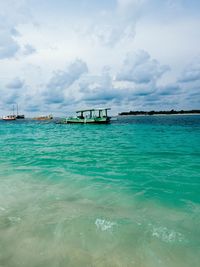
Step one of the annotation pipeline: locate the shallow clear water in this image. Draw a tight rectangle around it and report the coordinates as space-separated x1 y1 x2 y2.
0 115 200 267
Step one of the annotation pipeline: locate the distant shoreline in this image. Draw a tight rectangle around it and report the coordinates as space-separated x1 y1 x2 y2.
118 113 200 117
118 110 200 116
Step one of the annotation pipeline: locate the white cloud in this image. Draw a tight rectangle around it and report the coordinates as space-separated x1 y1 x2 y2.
44 59 88 104
0 0 33 60
179 59 200 83
117 50 170 83
0 0 199 115
22 44 36 56
6 77 24 89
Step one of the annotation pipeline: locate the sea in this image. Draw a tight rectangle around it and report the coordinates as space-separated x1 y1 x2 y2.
0 115 199 267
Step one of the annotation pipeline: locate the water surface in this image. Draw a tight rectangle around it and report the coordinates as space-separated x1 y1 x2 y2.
0 115 200 267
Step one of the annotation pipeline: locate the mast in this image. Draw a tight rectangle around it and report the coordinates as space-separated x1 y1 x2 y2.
13 105 15 116
16 104 18 116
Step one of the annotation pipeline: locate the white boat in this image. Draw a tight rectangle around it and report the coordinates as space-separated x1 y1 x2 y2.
3 115 16 121
3 105 17 121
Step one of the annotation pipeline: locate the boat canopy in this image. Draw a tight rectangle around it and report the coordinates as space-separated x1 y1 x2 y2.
76 108 110 113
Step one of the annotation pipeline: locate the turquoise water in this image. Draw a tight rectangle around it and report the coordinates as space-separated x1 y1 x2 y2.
0 115 200 267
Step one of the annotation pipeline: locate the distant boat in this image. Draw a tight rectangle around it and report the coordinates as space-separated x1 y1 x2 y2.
61 108 111 124
33 114 53 121
3 105 16 121
16 104 25 119
16 114 25 119
3 115 16 121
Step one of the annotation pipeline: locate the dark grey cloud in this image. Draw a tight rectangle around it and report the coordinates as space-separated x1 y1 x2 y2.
117 50 170 84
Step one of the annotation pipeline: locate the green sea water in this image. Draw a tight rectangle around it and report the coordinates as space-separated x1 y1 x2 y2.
0 115 200 267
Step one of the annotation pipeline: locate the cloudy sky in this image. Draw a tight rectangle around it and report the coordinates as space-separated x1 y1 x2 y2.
0 0 200 116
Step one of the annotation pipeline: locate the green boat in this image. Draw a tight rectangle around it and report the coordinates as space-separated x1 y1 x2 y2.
62 108 111 124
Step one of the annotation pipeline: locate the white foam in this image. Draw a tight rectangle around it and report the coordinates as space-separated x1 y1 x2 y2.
152 226 184 243
95 218 116 231
8 216 21 223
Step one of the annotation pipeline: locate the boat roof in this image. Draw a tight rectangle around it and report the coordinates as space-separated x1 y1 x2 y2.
76 108 111 113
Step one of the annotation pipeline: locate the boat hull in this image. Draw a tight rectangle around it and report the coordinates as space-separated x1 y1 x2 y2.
16 115 25 119
3 118 16 121
33 115 53 121
64 117 110 124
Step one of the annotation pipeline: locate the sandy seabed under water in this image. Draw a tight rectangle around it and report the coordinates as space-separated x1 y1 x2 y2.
0 169 199 267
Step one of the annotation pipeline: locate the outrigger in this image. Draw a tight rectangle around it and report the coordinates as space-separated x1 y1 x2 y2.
62 108 111 124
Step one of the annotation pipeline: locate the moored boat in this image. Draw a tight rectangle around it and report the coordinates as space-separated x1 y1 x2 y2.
16 104 25 119
62 108 111 124
16 115 25 119
3 115 16 121
2 104 25 120
3 105 16 121
33 114 53 121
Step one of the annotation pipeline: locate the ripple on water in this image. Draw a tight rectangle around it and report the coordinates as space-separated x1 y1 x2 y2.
0 117 200 266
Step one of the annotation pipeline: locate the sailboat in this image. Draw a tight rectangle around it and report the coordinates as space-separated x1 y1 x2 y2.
16 104 25 119
3 105 16 121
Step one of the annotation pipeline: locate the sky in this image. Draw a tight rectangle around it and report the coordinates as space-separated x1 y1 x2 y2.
0 0 200 116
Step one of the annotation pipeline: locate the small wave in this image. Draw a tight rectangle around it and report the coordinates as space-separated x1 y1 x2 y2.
95 218 116 231
8 216 21 223
152 226 184 243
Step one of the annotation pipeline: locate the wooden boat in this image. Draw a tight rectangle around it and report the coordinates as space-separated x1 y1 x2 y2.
33 114 53 121
3 115 16 121
62 108 111 124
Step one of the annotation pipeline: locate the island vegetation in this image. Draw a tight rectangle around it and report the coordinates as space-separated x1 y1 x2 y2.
119 109 200 116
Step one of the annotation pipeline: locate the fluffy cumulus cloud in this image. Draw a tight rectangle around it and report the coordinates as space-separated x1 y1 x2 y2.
0 30 20 59
85 0 146 47
179 60 200 83
40 51 172 109
79 68 121 104
44 59 88 104
0 0 200 115
176 59 200 106
22 44 36 56
6 77 24 89
116 50 170 83
0 0 35 59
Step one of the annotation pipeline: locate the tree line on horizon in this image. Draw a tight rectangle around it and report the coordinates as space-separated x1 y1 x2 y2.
119 109 200 116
